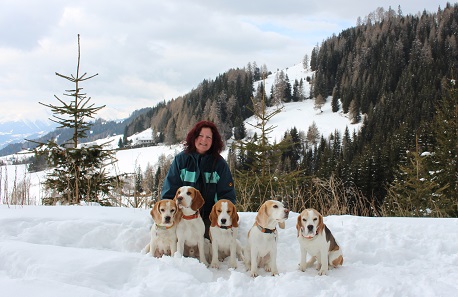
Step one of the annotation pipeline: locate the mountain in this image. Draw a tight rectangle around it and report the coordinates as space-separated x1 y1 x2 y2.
0 108 154 157
0 119 57 151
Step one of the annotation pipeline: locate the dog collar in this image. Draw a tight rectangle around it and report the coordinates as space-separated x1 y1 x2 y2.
156 222 174 230
256 222 276 234
182 212 199 220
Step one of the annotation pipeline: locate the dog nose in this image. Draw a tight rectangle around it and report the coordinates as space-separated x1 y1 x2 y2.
177 196 183 202
307 225 314 231
165 216 171 222
221 218 227 225
284 208 290 217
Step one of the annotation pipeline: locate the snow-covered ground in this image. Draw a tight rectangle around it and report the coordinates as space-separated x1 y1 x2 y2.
1 205 457 297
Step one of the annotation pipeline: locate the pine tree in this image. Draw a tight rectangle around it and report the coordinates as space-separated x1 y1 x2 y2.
234 90 305 211
384 135 447 217
427 78 458 216
30 35 121 205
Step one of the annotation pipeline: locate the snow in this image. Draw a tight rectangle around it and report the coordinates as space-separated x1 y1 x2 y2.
1 205 457 297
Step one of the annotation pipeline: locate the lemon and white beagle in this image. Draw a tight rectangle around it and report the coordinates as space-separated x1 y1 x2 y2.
244 200 290 277
143 199 181 257
296 208 343 275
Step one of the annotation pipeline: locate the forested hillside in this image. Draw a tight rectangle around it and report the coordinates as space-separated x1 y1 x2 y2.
309 4 457 214
123 4 457 216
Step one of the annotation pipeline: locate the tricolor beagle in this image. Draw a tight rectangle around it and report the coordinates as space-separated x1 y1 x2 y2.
296 208 343 275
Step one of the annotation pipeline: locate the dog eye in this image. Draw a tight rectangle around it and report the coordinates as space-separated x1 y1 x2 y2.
171 209 175 213
227 211 231 214
160 208 165 212
273 205 278 208
313 218 317 221
187 191 191 195
217 210 222 213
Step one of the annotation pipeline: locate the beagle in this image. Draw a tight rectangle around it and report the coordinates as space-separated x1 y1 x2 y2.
209 199 243 269
244 200 290 277
143 199 181 257
174 186 209 266
296 208 343 275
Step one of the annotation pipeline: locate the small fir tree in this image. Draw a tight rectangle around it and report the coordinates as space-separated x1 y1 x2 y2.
30 35 121 205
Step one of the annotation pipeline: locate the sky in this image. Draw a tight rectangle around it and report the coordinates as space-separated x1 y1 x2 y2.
0 0 447 123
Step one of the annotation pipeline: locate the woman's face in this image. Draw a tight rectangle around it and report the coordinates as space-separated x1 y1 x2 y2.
195 127 213 154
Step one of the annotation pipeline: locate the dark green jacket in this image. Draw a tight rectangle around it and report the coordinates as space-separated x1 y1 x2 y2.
161 151 236 218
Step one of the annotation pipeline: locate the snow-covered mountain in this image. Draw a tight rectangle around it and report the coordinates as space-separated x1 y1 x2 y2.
0 119 57 150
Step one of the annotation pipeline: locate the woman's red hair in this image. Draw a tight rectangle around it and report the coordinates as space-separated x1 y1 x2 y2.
184 121 224 158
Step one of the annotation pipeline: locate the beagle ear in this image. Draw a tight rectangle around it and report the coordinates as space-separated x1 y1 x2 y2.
175 207 183 223
151 202 162 223
209 204 218 227
173 188 181 203
255 202 269 227
296 215 302 237
316 211 325 234
232 203 239 228
190 188 205 211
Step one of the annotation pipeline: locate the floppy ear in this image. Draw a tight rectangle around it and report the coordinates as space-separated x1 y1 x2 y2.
255 202 269 227
296 214 302 237
209 204 218 227
190 188 205 211
172 188 181 205
231 203 239 228
151 202 162 223
174 207 183 223
316 211 325 234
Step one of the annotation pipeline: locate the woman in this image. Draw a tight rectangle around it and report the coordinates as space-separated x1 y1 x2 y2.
161 120 236 238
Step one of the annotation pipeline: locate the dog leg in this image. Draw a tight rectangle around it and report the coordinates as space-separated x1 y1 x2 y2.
243 244 251 271
269 246 279 276
228 236 237 269
249 246 259 277
198 238 209 266
170 238 177 256
299 248 308 271
210 237 220 268
318 250 329 275
176 238 185 257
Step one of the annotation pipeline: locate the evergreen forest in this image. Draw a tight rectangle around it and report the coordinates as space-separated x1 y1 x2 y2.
128 5 457 216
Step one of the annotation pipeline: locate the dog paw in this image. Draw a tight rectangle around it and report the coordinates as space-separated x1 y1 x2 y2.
211 261 220 269
298 263 307 272
201 260 209 267
318 269 328 276
250 270 258 277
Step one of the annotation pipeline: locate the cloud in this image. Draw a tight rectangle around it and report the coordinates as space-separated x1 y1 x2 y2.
0 0 445 122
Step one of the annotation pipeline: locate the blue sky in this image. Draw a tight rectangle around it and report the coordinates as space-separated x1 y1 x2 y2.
0 0 447 123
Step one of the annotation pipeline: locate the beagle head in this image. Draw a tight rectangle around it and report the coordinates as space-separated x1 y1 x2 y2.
296 208 324 238
174 186 205 212
209 199 239 228
151 199 181 227
256 200 290 229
